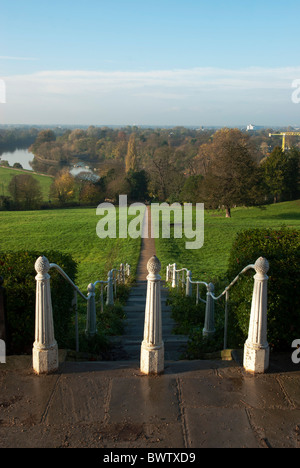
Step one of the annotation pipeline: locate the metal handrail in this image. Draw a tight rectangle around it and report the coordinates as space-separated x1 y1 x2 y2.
50 263 88 300
167 261 257 349
47 261 131 353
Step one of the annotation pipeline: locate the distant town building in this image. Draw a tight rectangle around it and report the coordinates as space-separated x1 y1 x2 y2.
246 124 264 132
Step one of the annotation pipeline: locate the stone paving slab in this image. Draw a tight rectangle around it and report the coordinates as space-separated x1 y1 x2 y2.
1 356 300 448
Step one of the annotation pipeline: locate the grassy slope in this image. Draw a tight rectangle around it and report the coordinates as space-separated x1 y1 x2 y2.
155 200 300 282
0 166 54 201
0 207 141 291
0 200 299 290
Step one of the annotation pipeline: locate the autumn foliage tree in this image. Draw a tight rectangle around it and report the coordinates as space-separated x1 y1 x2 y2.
50 170 75 204
198 129 263 217
125 134 138 173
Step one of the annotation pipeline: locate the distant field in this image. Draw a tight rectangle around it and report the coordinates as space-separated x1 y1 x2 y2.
0 207 141 291
1 200 299 291
0 166 54 201
155 200 300 282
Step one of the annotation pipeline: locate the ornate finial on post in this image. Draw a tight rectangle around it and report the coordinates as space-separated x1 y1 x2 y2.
35 255 51 277
140 256 164 375
244 257 270 374
33 256 58 375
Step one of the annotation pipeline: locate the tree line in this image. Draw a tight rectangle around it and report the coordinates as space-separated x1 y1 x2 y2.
1 127 299 215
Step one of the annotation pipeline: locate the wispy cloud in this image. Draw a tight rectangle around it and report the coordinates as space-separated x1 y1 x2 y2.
3 66 299 125
0 56 38 61
4 66 299 95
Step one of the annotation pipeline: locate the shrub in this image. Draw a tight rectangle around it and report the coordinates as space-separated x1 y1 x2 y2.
0 250 77 354
167 288 206 335
226 228 300 351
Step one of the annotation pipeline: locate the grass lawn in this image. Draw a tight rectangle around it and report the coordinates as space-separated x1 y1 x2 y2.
155 199 300 283
0 166 54 201
0 206 141 292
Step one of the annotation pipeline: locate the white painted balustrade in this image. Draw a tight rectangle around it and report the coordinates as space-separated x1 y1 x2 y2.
166 257 270 374
33 256 59 375
141 255 164 375
243 257 270 374
33 256 131 375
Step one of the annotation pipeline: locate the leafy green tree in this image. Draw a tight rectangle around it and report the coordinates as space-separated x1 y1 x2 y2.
8 174 42 209
126 169 149 202
180 175 203 203
261 147 300 203
200 129 262 217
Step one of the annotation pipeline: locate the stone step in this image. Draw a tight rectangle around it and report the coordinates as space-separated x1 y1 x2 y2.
112 335 189 345
124 312 173 321
124 304 170 312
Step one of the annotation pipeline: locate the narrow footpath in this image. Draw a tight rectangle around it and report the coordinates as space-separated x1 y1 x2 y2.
113 206 188 361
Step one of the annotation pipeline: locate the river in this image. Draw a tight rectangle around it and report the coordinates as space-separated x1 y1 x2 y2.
0 148 34 171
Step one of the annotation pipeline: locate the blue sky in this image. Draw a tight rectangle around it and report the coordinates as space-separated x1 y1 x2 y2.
1 0 300 126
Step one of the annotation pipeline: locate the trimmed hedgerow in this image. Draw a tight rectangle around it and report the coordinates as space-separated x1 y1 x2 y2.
226 227 300 351
0 250 77 354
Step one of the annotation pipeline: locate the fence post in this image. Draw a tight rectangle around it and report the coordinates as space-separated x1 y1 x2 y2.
33 256 58 375
203 283 216 337
0 276 7 343
140 255 164 375
172 263 177 288
106 270 114 306
120 263 125 284
0 276 6 363
86 283 97 337
186 271 192 297
244 257 270 374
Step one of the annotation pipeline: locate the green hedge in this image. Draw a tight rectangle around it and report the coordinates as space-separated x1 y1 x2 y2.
0 250 77 354
226 228 300 351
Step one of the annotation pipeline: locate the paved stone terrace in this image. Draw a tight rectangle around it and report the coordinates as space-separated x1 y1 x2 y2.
0 355 300 448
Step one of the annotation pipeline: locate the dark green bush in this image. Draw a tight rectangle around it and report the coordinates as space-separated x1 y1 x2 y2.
167 288 206 335
226 228 300 351
0 250 77 354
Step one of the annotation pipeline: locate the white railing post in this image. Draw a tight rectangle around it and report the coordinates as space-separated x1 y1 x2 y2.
140 255 164 375
106 270 114 306
166 265 170 282
244 257 270 374
86 283 97 337
33 256 58 375
186 270 192 297
120 263 125 284
203 283 216 337
172 263 177 288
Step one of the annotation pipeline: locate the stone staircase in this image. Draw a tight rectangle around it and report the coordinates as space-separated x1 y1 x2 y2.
112 280 189 361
